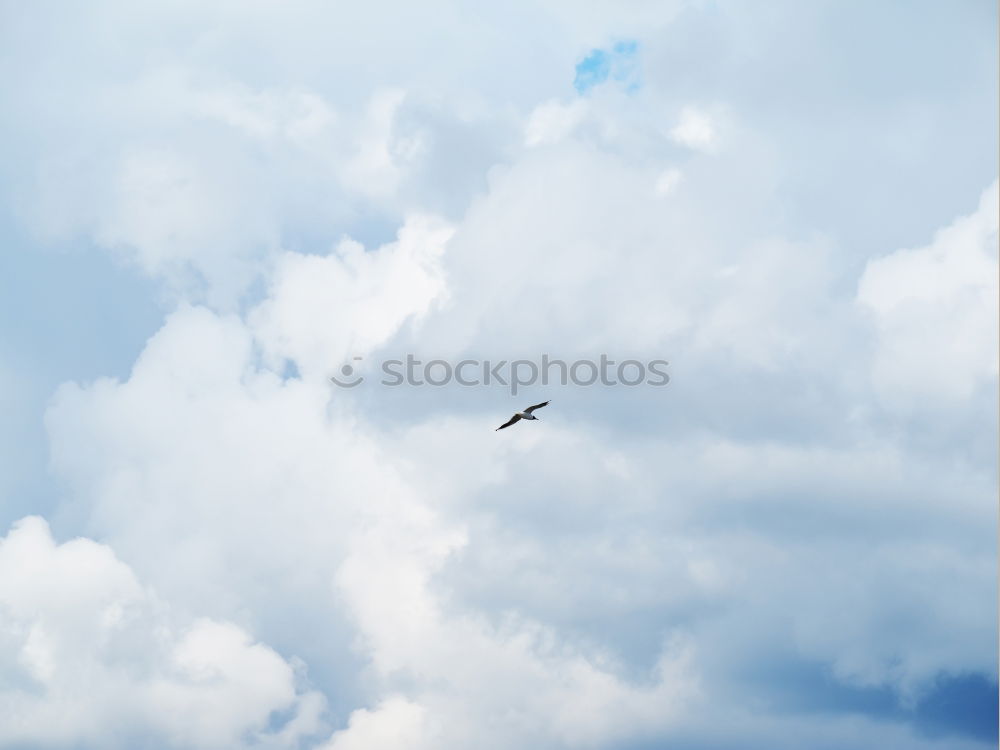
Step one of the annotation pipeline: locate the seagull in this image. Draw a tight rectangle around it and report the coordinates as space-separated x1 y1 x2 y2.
495 400 550 431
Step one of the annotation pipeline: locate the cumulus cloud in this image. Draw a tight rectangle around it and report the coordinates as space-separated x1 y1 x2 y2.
857 180 999 409
44 297 700 749
525 99 592 147
15 62 498 308
93 144 279 306
41 194 995 748
251 215 453 380
332 445 697 747
0 516 325 748
1 1 996 748
319 697 427 750
669 106 718 151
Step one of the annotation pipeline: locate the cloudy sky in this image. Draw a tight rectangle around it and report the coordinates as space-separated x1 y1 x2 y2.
0 1 997 748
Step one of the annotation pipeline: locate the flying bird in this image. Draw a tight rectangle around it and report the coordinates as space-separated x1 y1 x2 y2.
495 400 550 431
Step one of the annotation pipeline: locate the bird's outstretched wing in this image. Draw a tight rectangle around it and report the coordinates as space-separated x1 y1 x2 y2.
496 414 522 431
524 400 550 414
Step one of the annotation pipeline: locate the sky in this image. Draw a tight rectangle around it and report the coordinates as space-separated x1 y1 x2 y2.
0 1 997 748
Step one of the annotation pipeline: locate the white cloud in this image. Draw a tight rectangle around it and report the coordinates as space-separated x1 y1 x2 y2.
332 443 697 747
320 697 428 750
654 166 682 195
0 516 325 749
37 64 996 740
342 89 427 199
669 106 717 151
94 145 278 307
44 299 700 749
18 69 493 308
251 214 453 380
3 2 996 748
525 99 591 147
857 180 999 408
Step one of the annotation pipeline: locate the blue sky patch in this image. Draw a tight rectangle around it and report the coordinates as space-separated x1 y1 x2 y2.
574 40 640 94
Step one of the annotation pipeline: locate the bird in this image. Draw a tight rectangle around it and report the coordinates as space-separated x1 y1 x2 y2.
495 400 550 430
